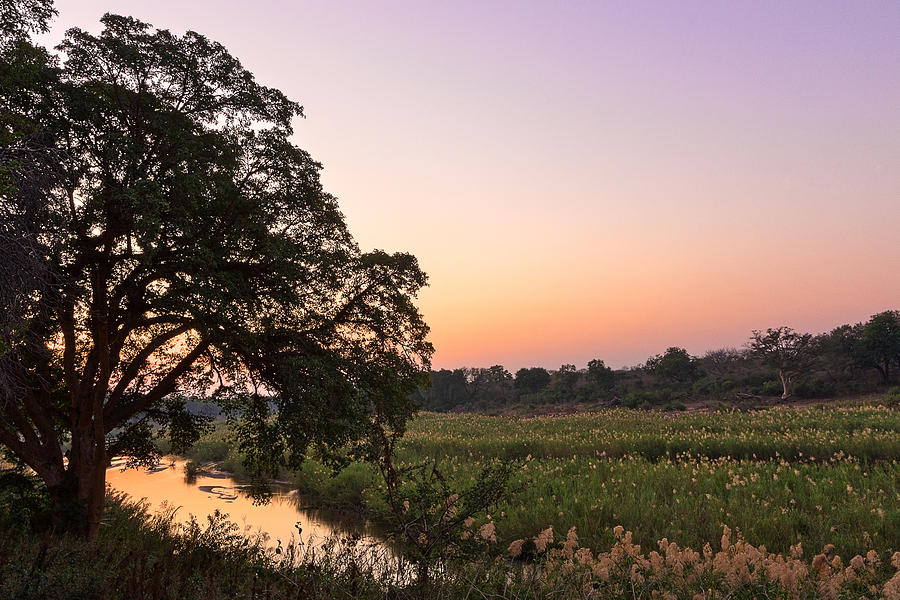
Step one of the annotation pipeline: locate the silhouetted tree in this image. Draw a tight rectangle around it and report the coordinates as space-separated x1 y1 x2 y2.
699 348 744 377
514 367 551 396
586 358 615 391
553 363 580 394
0 9 431 538
749 327 814 400
646 347 699 383
816 324 866 381
467 365 513 404
859 311 900 384
485 364 513 390
416 369 466 411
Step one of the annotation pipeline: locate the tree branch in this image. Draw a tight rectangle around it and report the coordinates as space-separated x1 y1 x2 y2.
105 339 208 430
105 322 196 412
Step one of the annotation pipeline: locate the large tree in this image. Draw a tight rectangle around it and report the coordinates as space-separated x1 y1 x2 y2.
461 365 512 404
0 9 432 538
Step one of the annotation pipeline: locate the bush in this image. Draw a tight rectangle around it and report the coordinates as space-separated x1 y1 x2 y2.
623 389 680 408
183 460 200 482
0 468 52 533
793 379 837 398
663 400 687 412
885 387 900 407
187 439 231 462
691 377 740 398
759 380 783 396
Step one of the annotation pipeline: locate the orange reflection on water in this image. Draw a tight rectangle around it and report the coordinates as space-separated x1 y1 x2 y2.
106 458 373 550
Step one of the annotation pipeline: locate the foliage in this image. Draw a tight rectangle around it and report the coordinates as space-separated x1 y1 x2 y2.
191 401 900 562
861 310 900 383
552 363 579 390
182 459 201 483
887 387 900 407
0 2 431 537
0 0 55 42
0 0 56 146
748 327 815 399
416 312 897 414
460 365 512 402
0 490 398 600
645 346 699 383
586 358 615 391
514 367 551 396
370 432 517 596
4 484 900 599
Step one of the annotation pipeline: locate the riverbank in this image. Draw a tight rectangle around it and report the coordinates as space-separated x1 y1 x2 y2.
0 488 397 600
179 391 900 560
7 389 900 599
3 485 900 599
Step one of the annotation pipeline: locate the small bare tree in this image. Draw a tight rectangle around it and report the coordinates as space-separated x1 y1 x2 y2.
748 327 814 400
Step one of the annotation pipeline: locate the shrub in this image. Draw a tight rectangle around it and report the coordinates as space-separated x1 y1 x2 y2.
886 387 900 407
183 460 200 482
760 380 783 396
794 379 837 398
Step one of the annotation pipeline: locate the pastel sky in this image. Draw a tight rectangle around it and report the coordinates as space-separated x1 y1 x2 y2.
46 1 899 370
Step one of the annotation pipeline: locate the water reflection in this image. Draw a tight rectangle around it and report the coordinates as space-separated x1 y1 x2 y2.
106 457 383 553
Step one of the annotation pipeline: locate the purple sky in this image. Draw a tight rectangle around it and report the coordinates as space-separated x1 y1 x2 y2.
45 1 900 369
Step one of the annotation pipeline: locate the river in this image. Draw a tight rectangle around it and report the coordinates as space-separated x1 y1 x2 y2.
105 457 385 555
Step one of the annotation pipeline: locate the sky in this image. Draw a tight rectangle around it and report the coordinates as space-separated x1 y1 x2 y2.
44 1 899 370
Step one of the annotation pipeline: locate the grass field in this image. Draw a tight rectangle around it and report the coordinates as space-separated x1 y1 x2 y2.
183 392 900 562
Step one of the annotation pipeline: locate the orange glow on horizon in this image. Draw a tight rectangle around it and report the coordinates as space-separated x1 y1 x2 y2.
43 1 900 372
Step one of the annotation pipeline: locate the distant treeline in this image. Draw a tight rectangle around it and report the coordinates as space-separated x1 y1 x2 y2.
412 310 900 412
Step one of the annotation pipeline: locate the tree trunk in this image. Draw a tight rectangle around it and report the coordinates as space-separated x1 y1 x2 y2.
779 370 793 400
67 428 108 540
416 561 430 600
83 446 107 541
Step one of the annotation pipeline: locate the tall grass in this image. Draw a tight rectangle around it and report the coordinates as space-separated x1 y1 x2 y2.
4 491 899 599
7 396 900 599
191 402 900 560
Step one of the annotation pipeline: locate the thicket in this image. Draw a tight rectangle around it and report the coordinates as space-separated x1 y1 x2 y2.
414 311 900 412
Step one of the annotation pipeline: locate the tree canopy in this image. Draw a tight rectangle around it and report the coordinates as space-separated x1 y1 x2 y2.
586 358 615 391
0 6 432 537
749 327 814 400
513 367 551 396
645 347 699 383
860 311 900 384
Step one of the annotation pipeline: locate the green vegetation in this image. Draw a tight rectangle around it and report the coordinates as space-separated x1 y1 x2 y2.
6 395 900 599
189 397 900 561
8 489 900 600
416 311 900 412
108 394 900 598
